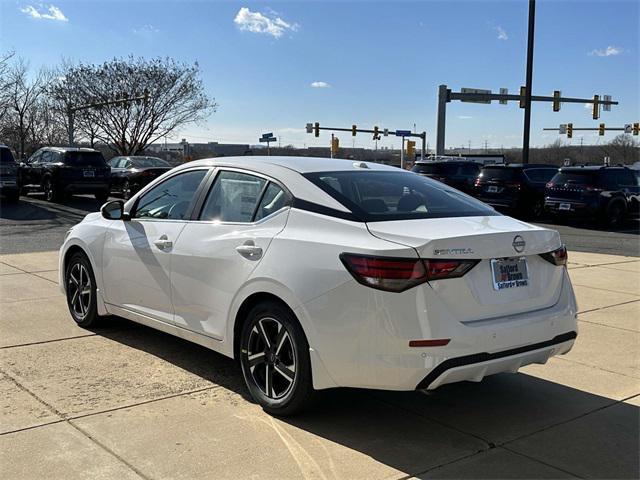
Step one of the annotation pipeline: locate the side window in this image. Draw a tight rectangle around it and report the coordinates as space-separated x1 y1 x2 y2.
200 171 267 222
124 160 133 169
460 164 479 176
255 183 289 221
28 152 42 164
40 151 53 164
602 171 620 189
619 171 636 187
108 157 120 168
134 169 207 220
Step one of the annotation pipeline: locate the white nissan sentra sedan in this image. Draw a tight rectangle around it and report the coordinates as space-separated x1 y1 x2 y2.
59 156 578 415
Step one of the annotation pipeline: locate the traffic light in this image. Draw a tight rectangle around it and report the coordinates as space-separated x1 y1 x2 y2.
314 122 320 137
406 140 416 159
592 95 600 120
352 125 357 136
552 90 561 112
519 86 526 108
634 122 639 136
567 123 573 139
599 123 605 136
373 126 379 140
331 137 339 156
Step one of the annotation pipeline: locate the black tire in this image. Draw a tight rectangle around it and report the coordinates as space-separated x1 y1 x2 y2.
43 178 61 202
239 301 315 416
604 200 627 228
65 252 100 328
528 198 544 219
95 191 109 203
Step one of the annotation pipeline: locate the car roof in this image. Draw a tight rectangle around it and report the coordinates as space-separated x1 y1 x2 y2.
413 160 481 166
41 147 100 153
484 163 556 169
559 166 630 172
180 156 399 174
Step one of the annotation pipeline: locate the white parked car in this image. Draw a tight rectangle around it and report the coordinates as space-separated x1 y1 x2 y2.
59 157 578 415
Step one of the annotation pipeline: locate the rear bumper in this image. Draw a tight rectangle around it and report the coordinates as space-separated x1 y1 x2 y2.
300 267 578 391
416 331 576 390
544 198 599 216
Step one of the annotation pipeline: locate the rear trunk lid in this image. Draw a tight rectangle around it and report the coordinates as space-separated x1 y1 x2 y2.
367 215 564 322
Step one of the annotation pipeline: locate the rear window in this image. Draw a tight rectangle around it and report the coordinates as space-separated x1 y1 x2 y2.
0 148 16 164
132 157 170 168
411 163 458 175
479 167 518 181
63 151 106 167
551 171 597 185
304 170 498 221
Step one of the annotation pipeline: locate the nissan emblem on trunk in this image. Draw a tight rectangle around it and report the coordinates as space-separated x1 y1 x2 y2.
512 235 526 253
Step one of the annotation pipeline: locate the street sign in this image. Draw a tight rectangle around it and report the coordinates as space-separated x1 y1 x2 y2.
460 88 492 104
395 130 412 137
499 88 508 105
603 95 612 112
261 132 273 139
624 123 632 134
559 124 567 135
306 123 313 133
259 137 276 143
383 128 389 136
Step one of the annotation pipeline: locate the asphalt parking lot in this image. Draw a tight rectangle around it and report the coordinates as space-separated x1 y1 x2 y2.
1 194 639 479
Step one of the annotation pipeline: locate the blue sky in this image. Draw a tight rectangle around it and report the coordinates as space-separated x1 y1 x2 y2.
1 0 638 150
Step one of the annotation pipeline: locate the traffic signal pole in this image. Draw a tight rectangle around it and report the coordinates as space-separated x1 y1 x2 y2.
522 0 536 163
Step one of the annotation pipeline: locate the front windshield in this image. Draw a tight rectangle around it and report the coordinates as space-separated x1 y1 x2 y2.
304 170 498 221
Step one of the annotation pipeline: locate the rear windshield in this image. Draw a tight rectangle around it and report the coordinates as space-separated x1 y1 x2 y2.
133 157 170 168
64 151 106 167
0 148 16 164
479 167 518 181
411 163 457 175
551 171 597 184
304 170 498 221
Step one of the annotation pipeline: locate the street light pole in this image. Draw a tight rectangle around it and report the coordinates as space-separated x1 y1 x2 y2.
522 0 536 164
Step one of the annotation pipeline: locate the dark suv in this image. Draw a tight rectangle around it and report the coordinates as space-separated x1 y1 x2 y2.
0 145 20 202
107 156 172 200
472 164 559 218
411 161 481 194
545 166 640 227
20 147 110 202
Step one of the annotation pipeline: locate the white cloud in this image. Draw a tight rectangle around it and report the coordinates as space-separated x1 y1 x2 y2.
233 7 298 38
458 115 473 120
133 24 159 36
20 4 68 22
310 81 331 88
589 46 622 57
495 26 508 40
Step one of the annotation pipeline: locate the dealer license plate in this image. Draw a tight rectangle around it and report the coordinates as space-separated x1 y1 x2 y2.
83 170 95 178
559 203 571 211
490 257 529 291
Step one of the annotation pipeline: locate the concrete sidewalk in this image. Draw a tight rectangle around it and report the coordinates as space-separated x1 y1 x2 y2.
0 250 638 479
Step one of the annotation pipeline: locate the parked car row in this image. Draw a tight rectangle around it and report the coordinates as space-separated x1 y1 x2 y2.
411 160 640 226
0 145 172 203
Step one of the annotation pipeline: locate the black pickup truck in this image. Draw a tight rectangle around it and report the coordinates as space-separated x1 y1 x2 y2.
20 147 110 202
0 144 20 202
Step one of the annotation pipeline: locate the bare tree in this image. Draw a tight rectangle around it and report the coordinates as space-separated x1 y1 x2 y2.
0 60 52 158
600 134 640 165
52 57 217 155
0 50 16 118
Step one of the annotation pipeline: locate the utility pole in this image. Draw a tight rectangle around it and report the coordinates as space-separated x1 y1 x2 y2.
522 0 536 164
331 133 335 158
436 85 448 154
400 137 405 169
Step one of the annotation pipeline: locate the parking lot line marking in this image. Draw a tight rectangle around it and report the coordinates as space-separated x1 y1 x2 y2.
572 283 640 298
578 298 640 316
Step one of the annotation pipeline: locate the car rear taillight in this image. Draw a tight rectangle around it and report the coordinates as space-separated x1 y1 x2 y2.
340 254 479 292
474 179 482 187
539 245 568 266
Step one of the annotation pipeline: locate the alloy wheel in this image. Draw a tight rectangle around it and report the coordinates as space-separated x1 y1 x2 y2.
67 262 92 320
123 180 131 200
245 317 296 399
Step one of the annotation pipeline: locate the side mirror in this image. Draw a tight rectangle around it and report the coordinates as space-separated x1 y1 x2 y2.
101 200 130 221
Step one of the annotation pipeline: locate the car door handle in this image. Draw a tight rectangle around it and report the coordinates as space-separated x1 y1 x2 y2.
153 235 173 250
235 244 263 260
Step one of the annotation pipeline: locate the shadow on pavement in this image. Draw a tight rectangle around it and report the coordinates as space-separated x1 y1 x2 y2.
95 319 639 479
0 193 103 222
